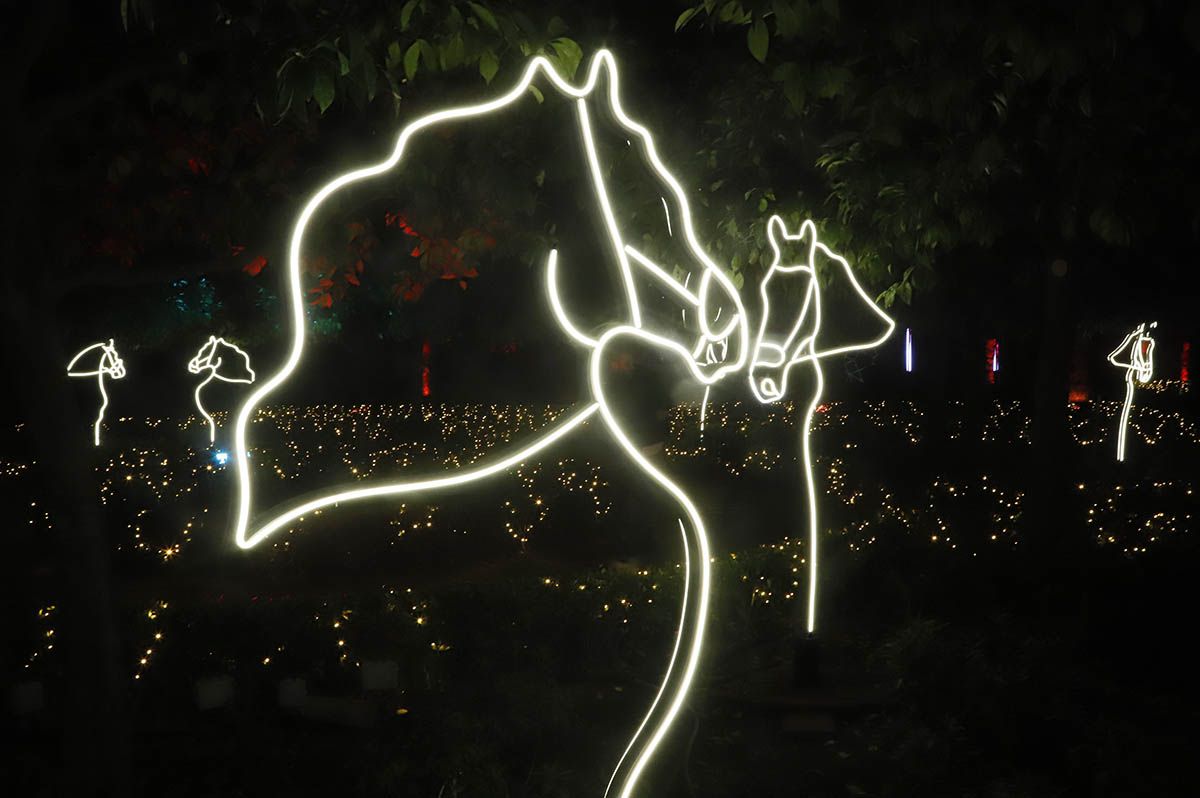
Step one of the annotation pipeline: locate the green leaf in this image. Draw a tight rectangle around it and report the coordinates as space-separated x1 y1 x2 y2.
443 33 465 69
337 49 351 76
550 37 583 79
747 18 769 64
404 41 422 81
387 41 403 70
420 39 438 70
313 69 335 113
675 7 699 31
364 60 378 101
772 0 802 38
468 2 499 32
479 50 499 83
400 0 418 30
528 84 544 103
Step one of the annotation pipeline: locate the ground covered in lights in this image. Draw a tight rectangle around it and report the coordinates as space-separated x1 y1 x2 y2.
5 397 1198 796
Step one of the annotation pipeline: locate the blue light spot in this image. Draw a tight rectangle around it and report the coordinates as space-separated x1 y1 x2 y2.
214 450 230 466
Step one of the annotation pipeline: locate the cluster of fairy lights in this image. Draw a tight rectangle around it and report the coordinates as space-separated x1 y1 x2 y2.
9 397 1195 681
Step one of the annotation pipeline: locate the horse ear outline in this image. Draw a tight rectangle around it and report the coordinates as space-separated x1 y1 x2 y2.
765 215 790 264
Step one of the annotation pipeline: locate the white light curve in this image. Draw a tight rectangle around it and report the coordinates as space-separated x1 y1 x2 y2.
66 339 126 446
1108 321 1156 462
746 215 895 633
228 50 749 798
188 336 256 443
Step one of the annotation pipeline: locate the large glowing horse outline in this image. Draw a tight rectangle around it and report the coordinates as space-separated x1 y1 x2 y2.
66 339 127 446
1108 321 1156 462
187 335 256 443
746 216 896 634
228 49 885 796
232 50 746 798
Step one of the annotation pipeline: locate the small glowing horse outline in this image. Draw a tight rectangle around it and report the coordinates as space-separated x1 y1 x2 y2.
66 339 126 446
1108 321 1156 462
746 216 896 634
187 336 256 444
228 50 886 797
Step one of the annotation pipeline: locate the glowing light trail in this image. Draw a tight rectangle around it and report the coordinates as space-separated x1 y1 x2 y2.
1108 322 1156 462
66 339 126 446
905 327 913 372
187 336 256 443
746 215 895 633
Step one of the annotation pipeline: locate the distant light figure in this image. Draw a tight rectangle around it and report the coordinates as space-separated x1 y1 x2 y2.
905 327 913 372
66 339 126 446
188 336 255 443
746 215 896 635
214 450 230 466
985 338 1000 383
1108 322 1156 462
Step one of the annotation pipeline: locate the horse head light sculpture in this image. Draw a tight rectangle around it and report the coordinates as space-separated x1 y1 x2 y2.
1108 321 1156 462
66 339 126 446
227 49 888 797
188 336 255 444
747 215 896 633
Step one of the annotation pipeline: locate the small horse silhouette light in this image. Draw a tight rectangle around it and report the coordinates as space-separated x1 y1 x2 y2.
188 336 255 443
227 50 890 798
747 215 896 633
66 339 126 446
1108 321 1156 462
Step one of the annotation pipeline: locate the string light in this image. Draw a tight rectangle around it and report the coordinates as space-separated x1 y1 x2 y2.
9 398 1198 687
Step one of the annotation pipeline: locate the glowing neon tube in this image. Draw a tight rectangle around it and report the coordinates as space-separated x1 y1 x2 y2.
229 50 750 798
1108 322 1156 462
66 339 126 446
187 336 256 443
745 215 895 633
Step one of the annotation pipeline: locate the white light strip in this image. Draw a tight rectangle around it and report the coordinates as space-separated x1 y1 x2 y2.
188 336 256 443
229 50 752 798
604 518 690 798
699 385 710 434
588 325 712 798
1108 321 1156 462
579 99 641 328
545 249 599 348
66 339 126 446
905 327 913 372
241 403 598 542
745 215 895 633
